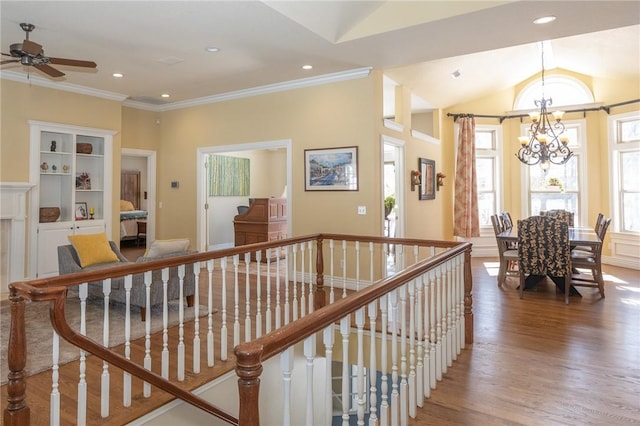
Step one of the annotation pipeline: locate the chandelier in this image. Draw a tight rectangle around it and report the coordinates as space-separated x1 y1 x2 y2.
515 43 573 171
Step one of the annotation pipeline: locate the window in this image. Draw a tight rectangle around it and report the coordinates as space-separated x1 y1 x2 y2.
474 126 503 228
522 120 587 225
609 111 640 233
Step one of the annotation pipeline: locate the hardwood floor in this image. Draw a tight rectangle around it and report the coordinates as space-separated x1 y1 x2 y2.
2 258 639 425
409 258 640 425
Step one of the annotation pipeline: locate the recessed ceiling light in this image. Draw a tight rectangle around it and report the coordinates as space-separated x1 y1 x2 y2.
533 16 556 24
161 93 170 98
112 73 124 78
451 69 461 79
302 64 313 70
206 46 220 52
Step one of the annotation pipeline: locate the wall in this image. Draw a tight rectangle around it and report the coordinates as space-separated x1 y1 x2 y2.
0 79 123 277
124 74 382 245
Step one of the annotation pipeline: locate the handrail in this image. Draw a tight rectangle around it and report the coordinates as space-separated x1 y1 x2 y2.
234 241 472 425
4 233 473 425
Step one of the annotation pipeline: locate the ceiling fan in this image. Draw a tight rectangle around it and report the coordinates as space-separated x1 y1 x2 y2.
1 22 96 78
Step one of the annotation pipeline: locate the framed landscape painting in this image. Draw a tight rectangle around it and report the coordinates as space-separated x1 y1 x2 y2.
304 146 359 191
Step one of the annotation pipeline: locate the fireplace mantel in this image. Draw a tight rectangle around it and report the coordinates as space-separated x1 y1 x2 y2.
1 182 34 298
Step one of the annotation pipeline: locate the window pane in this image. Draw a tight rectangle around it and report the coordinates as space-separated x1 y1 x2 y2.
621 151 640 191
529 156 578 191
475 131 494 150
562 127 579 147
476 158 494 191
619 118 640 143
530 192 579 223
623 193 640 232
478 193 495 227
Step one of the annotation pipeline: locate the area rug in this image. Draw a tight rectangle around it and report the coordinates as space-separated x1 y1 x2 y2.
0 295 209 385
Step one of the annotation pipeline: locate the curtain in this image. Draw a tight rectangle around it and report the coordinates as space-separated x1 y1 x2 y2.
454 116 480 237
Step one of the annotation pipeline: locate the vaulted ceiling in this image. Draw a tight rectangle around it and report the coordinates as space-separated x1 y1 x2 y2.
1 1 638 110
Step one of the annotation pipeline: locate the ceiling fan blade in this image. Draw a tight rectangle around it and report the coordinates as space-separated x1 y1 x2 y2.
48 57 97 68
2 52 13 57
22 39 43 56
1 59 20 65
34 63 65 77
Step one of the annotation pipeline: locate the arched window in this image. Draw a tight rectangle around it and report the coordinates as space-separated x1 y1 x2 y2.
516 75 594 225
514 75 594 111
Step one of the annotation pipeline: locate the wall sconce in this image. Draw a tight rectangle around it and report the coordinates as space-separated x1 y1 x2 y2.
411 170 421 191
436 172 446 191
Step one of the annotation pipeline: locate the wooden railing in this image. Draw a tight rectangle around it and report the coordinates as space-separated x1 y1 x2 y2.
3 234 472 425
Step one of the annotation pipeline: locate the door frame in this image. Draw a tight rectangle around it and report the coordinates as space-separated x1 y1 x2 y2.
381 134 405 238
196 139 292 252
121 148 157 246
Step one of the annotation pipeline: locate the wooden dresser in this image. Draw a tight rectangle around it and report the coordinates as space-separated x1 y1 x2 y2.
233 198 287 258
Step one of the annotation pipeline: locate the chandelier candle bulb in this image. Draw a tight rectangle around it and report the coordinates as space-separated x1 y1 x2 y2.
553 111 565 121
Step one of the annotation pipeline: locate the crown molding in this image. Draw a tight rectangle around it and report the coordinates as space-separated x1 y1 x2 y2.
154 67 373 112
1 67 373 112
1 70 128 102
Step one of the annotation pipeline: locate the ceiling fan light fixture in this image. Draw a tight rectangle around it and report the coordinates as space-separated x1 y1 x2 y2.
533 16 556 25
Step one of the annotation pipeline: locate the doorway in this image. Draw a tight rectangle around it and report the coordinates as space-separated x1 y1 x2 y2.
382 135 405 238
196 139 292 252
120 148 157 247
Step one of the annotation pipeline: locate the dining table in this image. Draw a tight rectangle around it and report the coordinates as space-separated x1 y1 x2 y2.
496 226 602 295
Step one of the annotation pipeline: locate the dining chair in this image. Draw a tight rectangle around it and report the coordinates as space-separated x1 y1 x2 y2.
571 217 611 298
572 213 605 253
491 214 518 287
517 216 572 304
500 211 514 230
541 209 575 226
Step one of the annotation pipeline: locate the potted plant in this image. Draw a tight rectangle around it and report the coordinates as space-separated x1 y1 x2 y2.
384 195 395 218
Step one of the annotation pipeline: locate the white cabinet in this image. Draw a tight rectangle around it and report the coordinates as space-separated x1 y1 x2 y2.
29 121 116 278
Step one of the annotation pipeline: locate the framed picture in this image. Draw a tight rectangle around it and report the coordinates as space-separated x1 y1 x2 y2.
304 146 359 191
419 158 436 200
75 202 88 220
76 172 91 190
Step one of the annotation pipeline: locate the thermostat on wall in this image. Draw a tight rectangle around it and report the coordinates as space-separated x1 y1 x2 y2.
171 181 179 188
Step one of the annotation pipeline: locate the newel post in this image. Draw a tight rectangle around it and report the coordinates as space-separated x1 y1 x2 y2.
235 342 264 426
3 287 30 426
314 237 326 310
464 248 474 345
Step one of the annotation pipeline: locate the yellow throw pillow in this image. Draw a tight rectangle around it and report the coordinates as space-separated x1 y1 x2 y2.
144 239 190 258
120 200 135 211
68 233 119 268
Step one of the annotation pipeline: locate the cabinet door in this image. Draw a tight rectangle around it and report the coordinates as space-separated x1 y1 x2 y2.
37 224 73 278
74 220 106 235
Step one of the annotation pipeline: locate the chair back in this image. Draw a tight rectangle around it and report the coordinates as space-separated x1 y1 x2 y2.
491 214 504 236
541 209 574 226
595 217 612 252
500 211 513 230
517 216 571 276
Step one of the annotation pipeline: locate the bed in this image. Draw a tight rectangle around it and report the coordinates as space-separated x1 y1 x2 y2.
120 170 147 242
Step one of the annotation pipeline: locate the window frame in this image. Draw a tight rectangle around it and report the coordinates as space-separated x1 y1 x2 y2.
608 110 640 234
520 118 588 225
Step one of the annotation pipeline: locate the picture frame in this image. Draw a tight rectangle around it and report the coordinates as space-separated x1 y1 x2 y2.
75 202 88 220
76 172 91 190
304 146 359 191
419 158 436 200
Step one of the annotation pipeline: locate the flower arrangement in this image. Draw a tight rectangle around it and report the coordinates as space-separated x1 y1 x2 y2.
547 177 564 192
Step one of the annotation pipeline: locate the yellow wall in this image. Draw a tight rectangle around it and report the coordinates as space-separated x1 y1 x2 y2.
0 78 123 241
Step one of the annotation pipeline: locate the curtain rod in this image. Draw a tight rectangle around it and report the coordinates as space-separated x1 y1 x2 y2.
447 99 640 123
